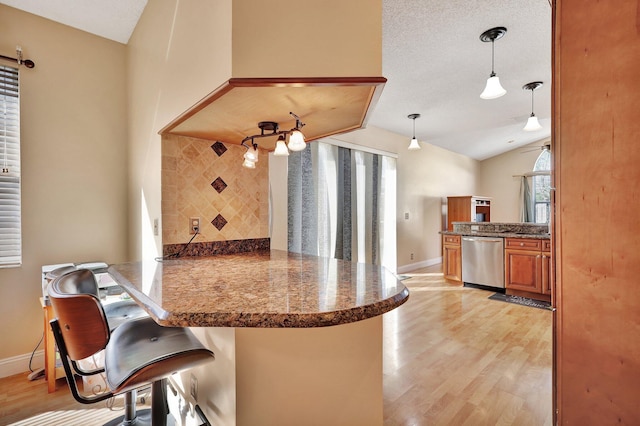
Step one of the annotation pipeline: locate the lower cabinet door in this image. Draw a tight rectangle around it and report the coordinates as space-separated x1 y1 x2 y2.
541 252 552 294
505 249 542 293
443 244 462 282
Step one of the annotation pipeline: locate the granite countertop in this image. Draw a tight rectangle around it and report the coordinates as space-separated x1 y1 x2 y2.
441 230 550 239
107 249 409 328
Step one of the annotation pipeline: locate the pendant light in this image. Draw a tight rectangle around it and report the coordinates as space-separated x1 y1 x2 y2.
479 27 507 100
407 113 421 150
522 81 543 131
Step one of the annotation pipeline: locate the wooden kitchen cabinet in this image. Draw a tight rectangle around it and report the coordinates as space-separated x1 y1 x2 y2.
446 196 491 231
504 238 551 301
442 234 462 282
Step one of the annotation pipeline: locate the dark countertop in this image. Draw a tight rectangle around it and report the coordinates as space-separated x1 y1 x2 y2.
441 230 550 239
107 249 409 328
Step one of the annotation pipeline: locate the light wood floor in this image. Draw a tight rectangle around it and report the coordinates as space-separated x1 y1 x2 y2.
0 264 552 425
384 264 552 425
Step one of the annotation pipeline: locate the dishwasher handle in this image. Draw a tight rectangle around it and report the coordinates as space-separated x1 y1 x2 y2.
462 237 503 243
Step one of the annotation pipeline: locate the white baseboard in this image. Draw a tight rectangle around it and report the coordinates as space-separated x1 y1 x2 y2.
397 256 442 274
0 350 45 379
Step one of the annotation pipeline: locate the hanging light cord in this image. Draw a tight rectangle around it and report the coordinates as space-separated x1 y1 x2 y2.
530 89 535 115
490 40 496 77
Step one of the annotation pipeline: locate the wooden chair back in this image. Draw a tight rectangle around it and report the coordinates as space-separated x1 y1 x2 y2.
48 271 110 361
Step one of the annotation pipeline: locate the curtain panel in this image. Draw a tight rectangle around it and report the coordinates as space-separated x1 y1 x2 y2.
287 141 396 271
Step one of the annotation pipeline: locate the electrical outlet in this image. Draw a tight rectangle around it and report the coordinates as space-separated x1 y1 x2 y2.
190 374 198 402
410 253 414 260
190 217 200 234
153 218 159 236
405 212 409 220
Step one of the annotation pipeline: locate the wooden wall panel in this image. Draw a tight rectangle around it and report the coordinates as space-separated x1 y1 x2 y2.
554 0 640 424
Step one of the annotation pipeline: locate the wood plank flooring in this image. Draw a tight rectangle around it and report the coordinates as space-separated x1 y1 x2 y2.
0 264 552 425
384 265 552 425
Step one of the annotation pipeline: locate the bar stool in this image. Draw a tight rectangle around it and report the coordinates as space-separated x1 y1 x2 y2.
45 266 147 330
48 269 215 426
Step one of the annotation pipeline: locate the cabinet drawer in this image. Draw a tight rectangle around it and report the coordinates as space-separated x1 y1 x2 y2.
505 238 542 251
443 235 461 245
542 239 551 252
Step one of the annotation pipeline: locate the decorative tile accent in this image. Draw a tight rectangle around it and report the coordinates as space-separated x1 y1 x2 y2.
211 141 227 157
211 177 227 193
161 134 269 246
211 214 228 231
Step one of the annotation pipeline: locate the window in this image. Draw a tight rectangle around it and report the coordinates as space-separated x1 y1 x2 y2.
287 141 397 272
532 149 551 224
0 64 21 267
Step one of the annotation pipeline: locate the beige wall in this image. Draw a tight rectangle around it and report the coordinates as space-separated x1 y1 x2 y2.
0 6 127 363
478 139 551 222
126 0 233 261
232 0 381 78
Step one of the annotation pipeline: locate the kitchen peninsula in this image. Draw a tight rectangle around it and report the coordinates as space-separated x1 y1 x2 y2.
442 222 551 301
108 249 409 425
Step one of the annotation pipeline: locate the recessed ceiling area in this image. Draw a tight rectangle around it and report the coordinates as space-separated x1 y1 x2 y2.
160 77 387 151
0 0 552 160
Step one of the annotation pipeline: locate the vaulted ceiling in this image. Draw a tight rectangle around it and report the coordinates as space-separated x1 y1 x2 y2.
1 0 551 160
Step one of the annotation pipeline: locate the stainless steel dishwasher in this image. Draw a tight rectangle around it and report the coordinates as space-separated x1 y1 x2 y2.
461 236 505 289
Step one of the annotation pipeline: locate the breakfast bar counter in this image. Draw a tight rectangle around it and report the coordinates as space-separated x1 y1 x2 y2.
107 249 409 425
107 249 409 328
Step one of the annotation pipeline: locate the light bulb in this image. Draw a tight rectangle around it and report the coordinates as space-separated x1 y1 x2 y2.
480 75 507 99
523 114 542 131
273 138 290 156
408 137 420 150
287 129 306 151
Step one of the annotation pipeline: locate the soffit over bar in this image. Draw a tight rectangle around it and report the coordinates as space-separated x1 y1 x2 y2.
160 77 387 151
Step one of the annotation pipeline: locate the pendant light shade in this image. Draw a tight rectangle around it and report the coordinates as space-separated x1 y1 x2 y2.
407 113 421 150
522 81 543 132
242 158 256 169
273 135 290 156
479 27 507 100
523 115 542 132
287 129 306 151
480 75 507 100
408 137 420 150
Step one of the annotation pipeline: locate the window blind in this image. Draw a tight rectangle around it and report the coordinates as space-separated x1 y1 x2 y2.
0 64 21 266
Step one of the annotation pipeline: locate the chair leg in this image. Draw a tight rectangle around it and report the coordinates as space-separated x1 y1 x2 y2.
151 379 169 426
123 390 137 425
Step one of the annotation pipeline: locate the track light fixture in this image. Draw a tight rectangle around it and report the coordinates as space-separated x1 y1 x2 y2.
522 81 543 131
407 113 421 150
479 27 507 100
240 112 306 167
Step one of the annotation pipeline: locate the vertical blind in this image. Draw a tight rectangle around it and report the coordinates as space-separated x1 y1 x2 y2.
0 64 21 266
287 141 396 272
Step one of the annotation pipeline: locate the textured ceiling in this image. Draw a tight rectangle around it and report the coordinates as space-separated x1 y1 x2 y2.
373 0 552 159
1 0 551 160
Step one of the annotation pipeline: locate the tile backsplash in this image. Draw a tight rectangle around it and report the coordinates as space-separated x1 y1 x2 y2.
161 134 269 249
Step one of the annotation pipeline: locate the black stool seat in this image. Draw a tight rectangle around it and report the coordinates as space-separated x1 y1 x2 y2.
105 316 213 394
